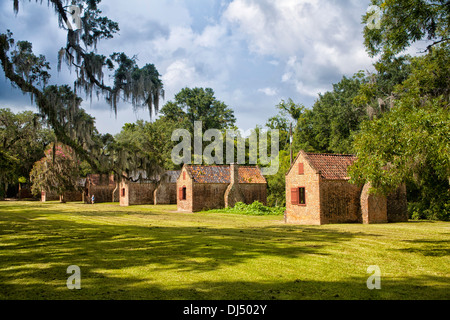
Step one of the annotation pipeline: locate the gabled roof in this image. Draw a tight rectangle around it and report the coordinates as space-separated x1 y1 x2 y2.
305 153 357 180
289 150 357 180
184 165 266 184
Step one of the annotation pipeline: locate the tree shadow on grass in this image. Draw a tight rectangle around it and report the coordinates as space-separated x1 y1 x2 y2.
1 274 448 300
0 205 448 300
397 239 450 257
0 209 358 299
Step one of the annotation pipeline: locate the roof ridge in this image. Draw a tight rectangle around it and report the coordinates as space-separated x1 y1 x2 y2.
306 152 356 157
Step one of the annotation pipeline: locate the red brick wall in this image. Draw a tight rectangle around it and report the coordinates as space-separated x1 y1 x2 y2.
387 185 408 222
178 166 267 213
285 153 322 225
119 178 128 206
240 184 267 206
120 179 156 206
63 191 83 202
320 180 362 224
192 183 229 212
177 167 193 212
86 185 118 203
360 183 388 224
41 190 59 202
154 182 177 205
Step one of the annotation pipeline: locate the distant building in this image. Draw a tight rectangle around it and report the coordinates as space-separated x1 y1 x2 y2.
41 190 59 202
285 150 408 225
153 171 180 205
119 170 181 207
85 174 118 204
177 164 267 212
41 178 86 202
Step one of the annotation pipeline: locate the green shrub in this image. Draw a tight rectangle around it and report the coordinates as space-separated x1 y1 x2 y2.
408 197 450 221
210 201 285 216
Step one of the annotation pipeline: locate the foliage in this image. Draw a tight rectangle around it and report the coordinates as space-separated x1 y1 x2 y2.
349 47 450 220
111 118 180 178
363 0 450 58
265 150 291 207
293 73 368 154
353 55 412 118
1 0 164 177
0 108 53 196
266 99 305 152
350 1 450 220
30 143 81 200
211 201 285 216
160 87 236 132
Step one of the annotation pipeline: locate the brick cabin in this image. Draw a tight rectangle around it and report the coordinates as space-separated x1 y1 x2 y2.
119 171 157 207
120 170 180 207
285 150 408 225
177 164 267 212
85 174 119 204
153 170 180 205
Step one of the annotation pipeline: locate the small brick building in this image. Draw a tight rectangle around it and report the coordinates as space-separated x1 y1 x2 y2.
85 174 118 204
119 171 157 207
153 170 180 205
120 170 180 207
285 150 408 225
177 164 267 212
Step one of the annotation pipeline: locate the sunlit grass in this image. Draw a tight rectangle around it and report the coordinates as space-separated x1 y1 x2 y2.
0 201 448 300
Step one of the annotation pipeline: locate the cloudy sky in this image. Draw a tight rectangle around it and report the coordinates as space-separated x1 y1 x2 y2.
0 0 380 135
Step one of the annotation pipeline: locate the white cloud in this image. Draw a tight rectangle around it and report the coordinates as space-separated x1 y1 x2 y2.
224 0 374 94
162 59 201 92
195 24 227 48
258 87 278 96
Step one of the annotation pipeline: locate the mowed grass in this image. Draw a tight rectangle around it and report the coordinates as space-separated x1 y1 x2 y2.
0 201 448 300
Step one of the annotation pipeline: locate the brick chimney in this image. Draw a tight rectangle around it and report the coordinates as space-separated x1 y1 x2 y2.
225 163 245 208
230 163 239 184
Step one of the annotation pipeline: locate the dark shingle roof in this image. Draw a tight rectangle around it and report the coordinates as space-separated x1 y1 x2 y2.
184 165 266 184
304 152 357 180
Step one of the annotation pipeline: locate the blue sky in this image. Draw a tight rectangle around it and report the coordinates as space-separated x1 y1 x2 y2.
0 0 384 135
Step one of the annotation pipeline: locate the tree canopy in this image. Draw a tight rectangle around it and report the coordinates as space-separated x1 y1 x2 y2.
160 87 236 133
1 0 164 174
351 0 450 220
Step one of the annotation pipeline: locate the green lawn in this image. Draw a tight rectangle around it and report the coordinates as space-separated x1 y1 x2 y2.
0 201 448 300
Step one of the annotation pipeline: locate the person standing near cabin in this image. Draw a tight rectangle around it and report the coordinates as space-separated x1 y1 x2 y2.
91 194 95 204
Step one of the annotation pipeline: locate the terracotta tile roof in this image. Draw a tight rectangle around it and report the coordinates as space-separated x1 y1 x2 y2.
185 165 266 184
304 152 357 180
